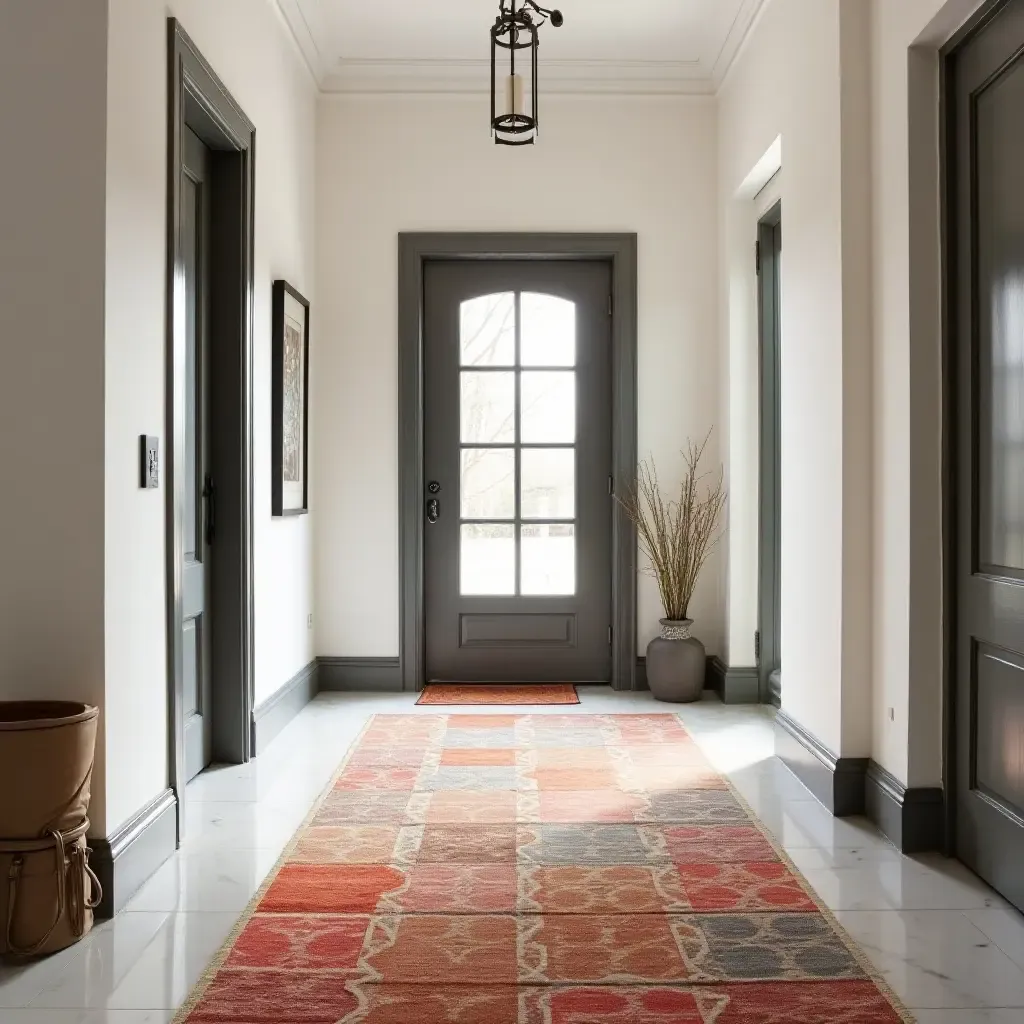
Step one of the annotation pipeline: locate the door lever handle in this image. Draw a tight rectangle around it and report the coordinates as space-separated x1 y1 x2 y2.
426 497 440 524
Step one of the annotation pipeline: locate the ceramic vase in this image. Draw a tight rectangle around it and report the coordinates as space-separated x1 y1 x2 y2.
645 618 706 703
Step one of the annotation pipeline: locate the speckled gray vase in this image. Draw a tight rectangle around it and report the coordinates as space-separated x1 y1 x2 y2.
645 619 706 703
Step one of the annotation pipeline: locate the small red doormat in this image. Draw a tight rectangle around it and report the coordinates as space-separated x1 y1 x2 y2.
416 684 580 706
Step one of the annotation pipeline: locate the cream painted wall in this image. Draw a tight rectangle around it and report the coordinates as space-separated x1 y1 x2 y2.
0 0 110 829
870 0 981 786
103 0 317 831
314 95 721 662
718 0 873 757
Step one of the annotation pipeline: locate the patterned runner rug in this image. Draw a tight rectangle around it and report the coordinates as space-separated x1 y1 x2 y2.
174 714 913 1023
416 684 579 705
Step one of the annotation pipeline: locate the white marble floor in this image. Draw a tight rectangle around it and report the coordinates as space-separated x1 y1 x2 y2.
2 688 1023 1022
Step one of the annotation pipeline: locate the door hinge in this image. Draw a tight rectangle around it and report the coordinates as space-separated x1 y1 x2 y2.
754 629 761 662
608 475 613 495
608 293 613 316
608 626 613 645
755 240 761 276
203 475 216 546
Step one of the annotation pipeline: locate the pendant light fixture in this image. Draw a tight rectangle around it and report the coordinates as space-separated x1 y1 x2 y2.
490 0 563 146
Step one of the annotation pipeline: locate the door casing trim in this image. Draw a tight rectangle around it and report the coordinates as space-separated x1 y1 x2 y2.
398 233 638 692
939 0 1014 858
756 202 782 707
167 19 256 839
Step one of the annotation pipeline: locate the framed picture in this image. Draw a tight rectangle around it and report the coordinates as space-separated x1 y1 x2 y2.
271 280 310 516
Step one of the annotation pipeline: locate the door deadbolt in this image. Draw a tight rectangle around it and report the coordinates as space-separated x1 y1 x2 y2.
426 497 440 524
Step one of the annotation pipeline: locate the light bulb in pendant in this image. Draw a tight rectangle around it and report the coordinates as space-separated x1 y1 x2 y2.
505 73 524 118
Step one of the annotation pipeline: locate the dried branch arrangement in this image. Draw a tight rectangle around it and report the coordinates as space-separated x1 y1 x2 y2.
617 432 727 622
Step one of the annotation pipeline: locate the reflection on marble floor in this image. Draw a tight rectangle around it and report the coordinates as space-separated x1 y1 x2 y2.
2 688 1024 1022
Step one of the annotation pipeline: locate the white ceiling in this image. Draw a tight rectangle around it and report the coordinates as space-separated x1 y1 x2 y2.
275 0 767 94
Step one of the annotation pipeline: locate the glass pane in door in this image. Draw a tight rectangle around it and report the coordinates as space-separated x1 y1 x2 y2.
461 448 515 519
461 293 515 366
521 371 576 443
521 448 575 519
521 292 576 366
461 371 515 443
521 524 576 595
461 524 516 595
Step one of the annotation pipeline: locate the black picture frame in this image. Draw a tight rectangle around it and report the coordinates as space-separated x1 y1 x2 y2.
271 279 310 517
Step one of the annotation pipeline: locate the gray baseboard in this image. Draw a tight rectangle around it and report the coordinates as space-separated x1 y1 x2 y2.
865 761 944 854
774 710 868 816
768 669 782 708
251 659 318 755
318 656 403 692
723 662 759 704
706 656 759 704
90 788 177 918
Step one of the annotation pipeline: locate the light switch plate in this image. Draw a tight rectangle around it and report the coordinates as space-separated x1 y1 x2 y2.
140 435 160 489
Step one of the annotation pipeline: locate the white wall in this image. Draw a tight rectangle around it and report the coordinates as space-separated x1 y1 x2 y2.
315 94 721 661
103 0 317 831
718 0 873 757
0 0 110 828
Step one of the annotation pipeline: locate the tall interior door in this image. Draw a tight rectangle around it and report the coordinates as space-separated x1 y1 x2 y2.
951 0 1024 913
757 206 782 705
423 261 613 683
181 127 213 781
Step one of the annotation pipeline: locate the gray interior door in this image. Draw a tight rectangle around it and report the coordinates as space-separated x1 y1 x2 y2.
424 260 613 682
182 127 213 781
757 207 782 705
952 0 1024 913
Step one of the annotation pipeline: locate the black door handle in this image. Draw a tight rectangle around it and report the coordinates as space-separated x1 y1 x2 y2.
427 497 440 524
203 475 216 545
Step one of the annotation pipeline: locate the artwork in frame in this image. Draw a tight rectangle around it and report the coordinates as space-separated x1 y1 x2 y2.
272 280 310 517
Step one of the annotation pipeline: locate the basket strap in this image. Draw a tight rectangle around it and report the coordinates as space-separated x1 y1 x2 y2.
4 821 98 956
66 843 102 937
0 819 90 854
6 829 67 957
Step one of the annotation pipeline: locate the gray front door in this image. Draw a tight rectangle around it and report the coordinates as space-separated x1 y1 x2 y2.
181 128 213 781
951 0 1024 913
424 261 613 682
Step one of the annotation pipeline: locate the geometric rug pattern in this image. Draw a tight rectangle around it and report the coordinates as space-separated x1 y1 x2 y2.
175 714 914 1023
416 684 579 706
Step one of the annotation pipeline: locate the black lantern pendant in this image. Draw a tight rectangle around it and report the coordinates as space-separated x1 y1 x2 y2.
491 0 563 146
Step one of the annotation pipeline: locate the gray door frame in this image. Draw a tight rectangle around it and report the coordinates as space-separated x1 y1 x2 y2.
756 203 782 706
167 19 256 839
398 233 638 692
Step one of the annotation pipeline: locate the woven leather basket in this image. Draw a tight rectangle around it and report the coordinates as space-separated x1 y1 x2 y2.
0 702 102 958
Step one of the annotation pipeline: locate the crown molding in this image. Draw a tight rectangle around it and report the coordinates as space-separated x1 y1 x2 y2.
710 0 768 89
274 0 767 97
274 0 325 82
320 58 714 96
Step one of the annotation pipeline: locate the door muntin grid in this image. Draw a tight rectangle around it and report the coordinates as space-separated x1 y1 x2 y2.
459 291 577 596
